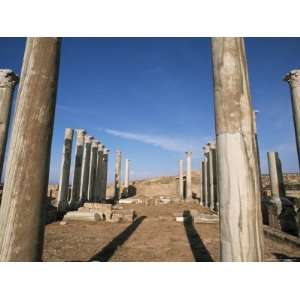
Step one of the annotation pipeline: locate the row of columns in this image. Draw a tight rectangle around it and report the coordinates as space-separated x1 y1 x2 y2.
57 128 110 212
0 37 300 262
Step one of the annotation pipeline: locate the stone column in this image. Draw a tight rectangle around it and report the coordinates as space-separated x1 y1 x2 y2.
267 152 285 200
79 135 93 204
57 128 74 213
0 38 61 261
179 159 184 200
124 159 130 198
0 70 19 180
69 129 86 209
203 145 210 207
185 151 193 201
211 37 264 261
114 150 122 201
208 142 217 212
201 160 206 206
88 139 99 201
94 143 104 202
100 148 109 201
284 70 300 170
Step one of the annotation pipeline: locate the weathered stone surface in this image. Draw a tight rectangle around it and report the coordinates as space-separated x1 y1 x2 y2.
284 70 300 169
100 148 109 201
0 69 18 178
88 140 99 201
94 143 104 201
0 38 61 261
185 151 193 201
193 214 219 224
179 159 184 200
83 202 112 210
211 37 264 261
57 128 74 212
63 211 101 222
70 129 86 209
114 150 122 201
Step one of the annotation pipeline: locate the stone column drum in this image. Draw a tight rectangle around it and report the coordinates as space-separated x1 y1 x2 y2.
185 151 193 201
114 150 122 201
211 37 264 261
284 70 300 170
201 160 206 206
124 159 130 198
179 159 184 200
79 135 93 204
57 128 74 213
208 142 217 212
0 70 19 180
94 143 104 202
100 148 109 201
69 129 86 209
88 140 99 201
0 38 61 261
203 145 210 207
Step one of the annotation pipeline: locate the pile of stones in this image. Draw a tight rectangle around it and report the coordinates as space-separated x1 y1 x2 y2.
63 203 136 223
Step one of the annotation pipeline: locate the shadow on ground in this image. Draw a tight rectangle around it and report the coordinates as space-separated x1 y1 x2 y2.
89 216 146 262
183 210 214 262
272 252 300 262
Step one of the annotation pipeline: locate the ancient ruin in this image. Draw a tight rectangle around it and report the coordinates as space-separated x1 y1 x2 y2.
0 37 300 262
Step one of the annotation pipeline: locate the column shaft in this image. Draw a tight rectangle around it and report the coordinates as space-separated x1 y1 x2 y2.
88 140 99 201
124 159 130 198
100 148 109 201
57 128 74 212
284 70 300 170
179 159 184 200
186 151 192 200
114 150 121 201
79 135 93 204
0 70 18 180
69 129 85 209
211 37 264 261
94 143 104 202
201 160 206 206
0 38 61 261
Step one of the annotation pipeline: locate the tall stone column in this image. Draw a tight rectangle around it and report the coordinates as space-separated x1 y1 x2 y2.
0 38 61 261
179 159 184 200
79 135 93 204
100 148 109 201
94 143 104 202
185 151 193 201
284 70 300 170
208 142 217 212
114 150 122 201
88 139 99 201
0 70 19 180
201 160 206 206
211 37 264 261
267 152 285 200
69 129 86 209
57 128 74 213
124 159 130 198
203 145 210 207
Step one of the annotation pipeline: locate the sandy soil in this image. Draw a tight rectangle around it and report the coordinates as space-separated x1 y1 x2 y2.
43 202 300 262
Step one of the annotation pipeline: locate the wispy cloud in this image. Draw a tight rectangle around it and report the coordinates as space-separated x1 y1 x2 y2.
101 128 211 154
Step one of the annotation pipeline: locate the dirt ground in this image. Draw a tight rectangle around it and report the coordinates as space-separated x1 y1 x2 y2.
43 202 300 262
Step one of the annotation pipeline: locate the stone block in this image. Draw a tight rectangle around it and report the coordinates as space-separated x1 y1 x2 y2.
193 214 219 224
63 211 101 222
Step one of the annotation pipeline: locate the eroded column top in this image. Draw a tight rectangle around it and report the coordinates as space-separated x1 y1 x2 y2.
0 69 19 88
98 144 104 151
85 135 94 143
64 128 74 139
92 139 100 147
208 141 216 150
103 148 110 154
284 70 300 88
203 145 210 154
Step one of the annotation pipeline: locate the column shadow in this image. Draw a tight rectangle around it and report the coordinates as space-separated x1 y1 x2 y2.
183 210 214 262
272 252 300 262
89 216 146 262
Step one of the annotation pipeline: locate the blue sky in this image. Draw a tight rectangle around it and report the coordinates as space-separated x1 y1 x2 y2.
0 37 299 183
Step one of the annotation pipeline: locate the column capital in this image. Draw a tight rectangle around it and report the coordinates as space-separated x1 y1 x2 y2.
284 70 300 88
208 141 216 149
98 143 104 151
76 128 86 136
104 148 110 154
0 69 19 88
203 145 210 154
85 135 94 143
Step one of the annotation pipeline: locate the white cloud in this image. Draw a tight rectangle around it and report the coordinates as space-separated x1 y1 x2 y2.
102 128 211 154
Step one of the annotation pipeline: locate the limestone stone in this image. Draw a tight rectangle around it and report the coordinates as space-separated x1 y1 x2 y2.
114 150 122 201
0 38 61 261
63 211 101 222
185 151 193 201
211 37 264 261
57 128 74 213
88 140 99 201
0 69 19 179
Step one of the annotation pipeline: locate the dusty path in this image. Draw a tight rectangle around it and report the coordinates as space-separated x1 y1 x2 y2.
43 203 300 262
